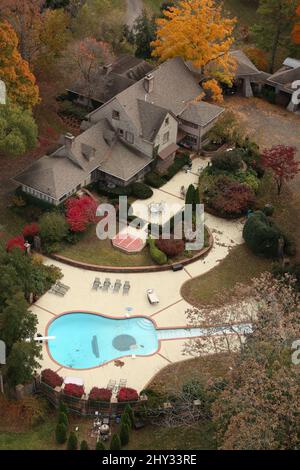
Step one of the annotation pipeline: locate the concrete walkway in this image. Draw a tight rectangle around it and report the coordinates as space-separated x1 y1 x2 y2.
33 157 244 392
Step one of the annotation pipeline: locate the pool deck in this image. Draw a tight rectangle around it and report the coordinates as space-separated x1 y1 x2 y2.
33 157 245 392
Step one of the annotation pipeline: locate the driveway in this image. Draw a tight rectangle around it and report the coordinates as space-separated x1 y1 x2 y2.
225 96 300 192
125 0 143 28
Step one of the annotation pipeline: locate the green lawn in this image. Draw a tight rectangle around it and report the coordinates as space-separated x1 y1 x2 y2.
0 420 58 450
181 244 272 308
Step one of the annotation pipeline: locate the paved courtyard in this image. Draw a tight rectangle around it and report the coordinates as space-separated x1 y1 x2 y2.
34 158 244 392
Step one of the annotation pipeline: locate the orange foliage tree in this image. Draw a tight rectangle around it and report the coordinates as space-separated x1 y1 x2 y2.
0 20 40 110
151 0 237 102
292 3 300 44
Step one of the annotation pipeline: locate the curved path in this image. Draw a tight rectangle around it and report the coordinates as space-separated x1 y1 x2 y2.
32 158 244 392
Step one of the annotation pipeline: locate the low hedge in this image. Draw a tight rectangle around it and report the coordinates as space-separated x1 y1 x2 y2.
145 172 165 188
63 383 84 398
88 387 112 402
148 237 168 265
41 369 64 388
130 182 153 199
117 387 139 402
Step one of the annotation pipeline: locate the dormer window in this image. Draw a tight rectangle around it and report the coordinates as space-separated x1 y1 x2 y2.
112 110 120 120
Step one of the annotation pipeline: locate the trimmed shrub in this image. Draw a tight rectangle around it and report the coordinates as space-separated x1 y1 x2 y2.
64 383 84 398
124 404 134 427
80 440 89 450
204 176 255 218
88 387 112 402
211 150 243 172
110 433 121 451
39 212 69 252
59 401 69 415
145 171 165 188
156 238 185 257
95 441 106 450
6 235 25 253
55 423 67 444
67 431 78 450
185 184 196 205
262 204 274 217
97 183 132 198
41 369 63 388
22 223 39 242
243 211 283 258
148 237 168 265
165 154 190 180
58 412 68 427
131 182 153 199
121 412 131 428
117 387 139 402
119 422 130 446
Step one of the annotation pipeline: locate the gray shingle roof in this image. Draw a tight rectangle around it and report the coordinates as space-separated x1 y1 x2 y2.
179 101 224 127
267 66 300 91
114 57 203 132
137 100 168 141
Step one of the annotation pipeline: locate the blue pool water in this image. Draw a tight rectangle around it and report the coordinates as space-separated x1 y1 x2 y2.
48 313 159 369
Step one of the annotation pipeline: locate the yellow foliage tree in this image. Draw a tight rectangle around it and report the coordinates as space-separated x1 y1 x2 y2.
292 4 300 44
0 21 40 110
151 0 237 102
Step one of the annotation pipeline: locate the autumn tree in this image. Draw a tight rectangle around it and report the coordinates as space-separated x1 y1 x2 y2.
151 0 237 102
208 274 300 450
64 38 113 105
0 21 40 110
0 0 44 63
252 0 299 73
261 145 300 195
0 103 38 156
292 3 300 44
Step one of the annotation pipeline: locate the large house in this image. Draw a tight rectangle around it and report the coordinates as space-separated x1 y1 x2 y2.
14 56 225 206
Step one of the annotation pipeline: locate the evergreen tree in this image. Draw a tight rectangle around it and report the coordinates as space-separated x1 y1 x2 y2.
95 440 106 450
67 432 78 450
80 440 89 450
119 422 130 446
55 423 68 444
124 404 134 427
133 11 156 59
58 412 68 427
110 433 121 450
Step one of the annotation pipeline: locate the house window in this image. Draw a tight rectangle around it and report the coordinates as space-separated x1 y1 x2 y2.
163 131 169 144
119 128 124 136
125 131 134 144
165 117 169 126
112 110 120 120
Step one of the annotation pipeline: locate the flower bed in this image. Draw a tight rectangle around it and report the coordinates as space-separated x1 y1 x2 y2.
41 369 63 388
117 387 139 402
88 387 112 402
63 383 85 398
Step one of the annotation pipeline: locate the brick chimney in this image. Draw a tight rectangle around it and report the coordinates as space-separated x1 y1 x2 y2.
144 73 154 93
65 133 75 149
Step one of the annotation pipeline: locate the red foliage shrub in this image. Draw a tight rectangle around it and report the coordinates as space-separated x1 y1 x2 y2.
156 238 185 257
23 223 40 240
89 387 112 402
41 369 63 388
66 196 98 232
64 383 84 398
6 235 25 252
117 387 139 402
207 177 255 217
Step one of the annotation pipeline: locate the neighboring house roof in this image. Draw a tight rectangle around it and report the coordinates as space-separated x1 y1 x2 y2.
229 50 260 76
267 66 300 92
179 101 224 127
110 54 154 80
186 50 260 79
68 55 154 104
137 100 169 141
113 57 203 133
